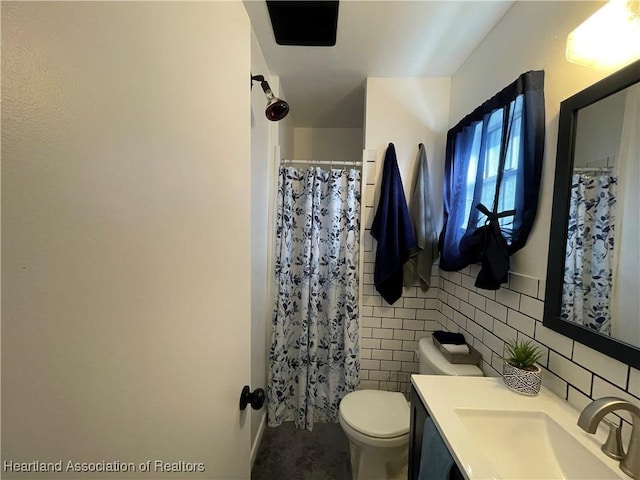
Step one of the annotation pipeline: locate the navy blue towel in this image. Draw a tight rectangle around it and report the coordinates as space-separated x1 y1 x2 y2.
432 330 466 345
371 143 416 305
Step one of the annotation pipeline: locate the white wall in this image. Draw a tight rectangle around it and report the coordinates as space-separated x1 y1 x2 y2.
359 5 639 438
276 79 295 162
249 33 295 460
2 3 252 478
442 0 639 437
359 78 450 394
364 78 450 235
249 28 272 463
292 128 363 162
450 0 615 280
573 88 626 168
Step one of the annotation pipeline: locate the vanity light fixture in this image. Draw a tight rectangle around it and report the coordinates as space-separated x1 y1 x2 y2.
566 0 640 68
250 74 290 122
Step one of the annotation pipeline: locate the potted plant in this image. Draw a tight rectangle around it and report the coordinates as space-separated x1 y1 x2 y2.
502 338 543 396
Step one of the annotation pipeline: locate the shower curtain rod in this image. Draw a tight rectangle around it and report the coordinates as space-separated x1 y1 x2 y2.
281 158 362 168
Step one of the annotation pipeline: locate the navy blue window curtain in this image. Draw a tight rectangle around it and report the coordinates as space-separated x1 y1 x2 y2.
439 71 545 288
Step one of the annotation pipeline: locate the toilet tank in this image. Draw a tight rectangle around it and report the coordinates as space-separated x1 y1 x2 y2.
417 337 483 376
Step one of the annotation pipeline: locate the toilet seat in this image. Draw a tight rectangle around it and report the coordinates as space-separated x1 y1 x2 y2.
339 390 410 439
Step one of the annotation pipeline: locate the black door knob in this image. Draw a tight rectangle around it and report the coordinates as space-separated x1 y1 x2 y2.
239 385 265 411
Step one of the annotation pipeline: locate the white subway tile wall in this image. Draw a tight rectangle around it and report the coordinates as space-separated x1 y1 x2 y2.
358 156 638 426
359 260 640 424
359 155 442 394
630 369 640 398
436 268 639 413
358 275 440 394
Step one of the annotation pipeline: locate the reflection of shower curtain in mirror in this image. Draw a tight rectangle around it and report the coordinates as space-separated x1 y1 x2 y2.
611 84 640 344
562 174 616 335
268 166 360 431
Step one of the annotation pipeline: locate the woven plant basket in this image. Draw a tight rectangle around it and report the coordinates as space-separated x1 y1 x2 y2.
503 362 542 396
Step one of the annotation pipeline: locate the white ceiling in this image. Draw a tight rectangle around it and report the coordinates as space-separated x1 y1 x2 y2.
244 0 515 128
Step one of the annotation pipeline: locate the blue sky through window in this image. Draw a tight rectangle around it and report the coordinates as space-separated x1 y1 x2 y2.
459 95 524 242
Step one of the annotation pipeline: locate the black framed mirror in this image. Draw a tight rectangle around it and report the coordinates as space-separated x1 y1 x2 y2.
544 58 640 370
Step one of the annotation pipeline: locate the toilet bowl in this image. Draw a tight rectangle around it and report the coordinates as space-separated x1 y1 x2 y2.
339 389 409 480
339 335 483 480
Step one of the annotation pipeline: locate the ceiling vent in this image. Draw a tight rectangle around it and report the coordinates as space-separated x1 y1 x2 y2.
266 1 339 46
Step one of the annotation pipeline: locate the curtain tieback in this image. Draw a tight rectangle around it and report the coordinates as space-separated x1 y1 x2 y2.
475 203 516 224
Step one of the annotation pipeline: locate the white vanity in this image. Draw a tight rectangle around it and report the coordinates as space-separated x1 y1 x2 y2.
409 375 626 479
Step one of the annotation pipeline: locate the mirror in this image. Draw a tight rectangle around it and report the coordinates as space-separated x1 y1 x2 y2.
544 59 640 370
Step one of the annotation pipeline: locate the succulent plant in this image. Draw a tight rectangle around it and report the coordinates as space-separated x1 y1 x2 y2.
503 338 542 371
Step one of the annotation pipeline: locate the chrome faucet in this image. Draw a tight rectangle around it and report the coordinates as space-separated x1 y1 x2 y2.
577 396 640 479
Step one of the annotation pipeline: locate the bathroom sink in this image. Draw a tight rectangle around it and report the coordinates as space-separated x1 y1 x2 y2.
455 408 621 479
411 376 625 480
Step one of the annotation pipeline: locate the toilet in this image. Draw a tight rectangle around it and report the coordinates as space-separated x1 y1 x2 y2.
338 336 483 480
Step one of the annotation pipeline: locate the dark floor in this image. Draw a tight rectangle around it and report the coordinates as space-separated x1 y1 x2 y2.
251 421 352 480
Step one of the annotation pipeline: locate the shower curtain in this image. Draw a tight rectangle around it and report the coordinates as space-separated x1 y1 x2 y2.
562 173 617 335
268 165 361 431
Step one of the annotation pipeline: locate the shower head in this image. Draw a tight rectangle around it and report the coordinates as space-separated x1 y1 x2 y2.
251 75 290 122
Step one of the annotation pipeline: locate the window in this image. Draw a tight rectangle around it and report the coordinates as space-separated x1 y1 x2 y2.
459 97 523 237
439 71 545 283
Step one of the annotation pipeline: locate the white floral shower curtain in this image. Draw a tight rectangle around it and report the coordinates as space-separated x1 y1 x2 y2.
562 174 617 335
268 166 361 431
